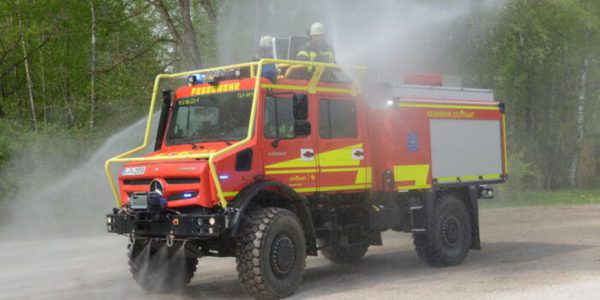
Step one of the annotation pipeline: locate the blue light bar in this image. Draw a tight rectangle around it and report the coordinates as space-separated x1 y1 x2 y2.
183 192 193 198
187 74 205 85
219 175 229 180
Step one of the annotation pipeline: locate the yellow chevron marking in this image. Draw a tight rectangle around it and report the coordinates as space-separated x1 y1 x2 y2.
265 143 363 169
318 143 363 167
354 167 372 184
394 164 430 189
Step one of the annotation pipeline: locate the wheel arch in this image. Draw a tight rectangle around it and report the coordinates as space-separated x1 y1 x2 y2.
228 180 318 255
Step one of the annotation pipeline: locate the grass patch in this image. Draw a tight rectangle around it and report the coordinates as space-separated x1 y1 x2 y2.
480 187 600 208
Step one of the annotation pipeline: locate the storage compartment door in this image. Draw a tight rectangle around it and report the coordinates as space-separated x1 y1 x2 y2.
429 119 503 183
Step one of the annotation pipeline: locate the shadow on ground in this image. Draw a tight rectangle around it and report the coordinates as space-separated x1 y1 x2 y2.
175 241 596 299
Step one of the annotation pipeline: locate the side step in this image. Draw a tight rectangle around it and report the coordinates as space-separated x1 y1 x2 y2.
409 205 426 232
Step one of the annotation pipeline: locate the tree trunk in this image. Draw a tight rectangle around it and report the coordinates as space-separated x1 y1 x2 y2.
151 0 203 69
568 30 590 187
19 9 38 131
178 0 203 69
39 48 47 125
89 0 97 131
61 36 76 126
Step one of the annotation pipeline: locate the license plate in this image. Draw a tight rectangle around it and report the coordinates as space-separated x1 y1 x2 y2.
122 167 146 176
130 194 148 210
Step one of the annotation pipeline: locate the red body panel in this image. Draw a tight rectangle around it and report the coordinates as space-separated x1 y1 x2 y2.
118 76 507 208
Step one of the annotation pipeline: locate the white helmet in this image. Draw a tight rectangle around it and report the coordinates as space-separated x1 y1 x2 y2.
259 35 273 48
309 22 325 35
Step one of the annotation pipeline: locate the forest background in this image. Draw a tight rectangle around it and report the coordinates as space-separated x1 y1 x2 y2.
0 0 598 210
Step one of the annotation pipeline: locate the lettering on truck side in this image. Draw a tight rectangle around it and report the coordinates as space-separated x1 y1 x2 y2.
190 82 241 96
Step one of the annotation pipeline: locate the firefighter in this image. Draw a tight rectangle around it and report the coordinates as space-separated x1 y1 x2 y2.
296 22 336 81
296 22 335 64
257 35 277 82
257 35 274 59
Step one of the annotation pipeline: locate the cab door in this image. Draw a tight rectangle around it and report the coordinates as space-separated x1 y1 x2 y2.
316 97 369 192
262 94 318 194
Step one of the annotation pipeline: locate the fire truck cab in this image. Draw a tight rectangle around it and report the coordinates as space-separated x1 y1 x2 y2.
105 59 506 299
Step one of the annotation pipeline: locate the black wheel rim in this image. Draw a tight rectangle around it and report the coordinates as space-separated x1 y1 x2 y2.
270 233 296 278
442 216 461 247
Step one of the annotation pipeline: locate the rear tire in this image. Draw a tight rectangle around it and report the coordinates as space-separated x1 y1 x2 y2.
413 194 472 267
236 207 306 299
128 241 198 292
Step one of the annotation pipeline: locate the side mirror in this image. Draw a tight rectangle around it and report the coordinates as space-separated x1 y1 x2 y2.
292 94 308 120
294 120 311 137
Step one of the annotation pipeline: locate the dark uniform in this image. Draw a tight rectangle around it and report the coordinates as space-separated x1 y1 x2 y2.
296 41 335 64
295 42 336 80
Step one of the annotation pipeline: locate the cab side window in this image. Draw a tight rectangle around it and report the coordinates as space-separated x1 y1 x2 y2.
319 99 357 139
264 97 295 139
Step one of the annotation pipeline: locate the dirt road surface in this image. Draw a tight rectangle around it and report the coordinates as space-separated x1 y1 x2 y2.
1 205 600 300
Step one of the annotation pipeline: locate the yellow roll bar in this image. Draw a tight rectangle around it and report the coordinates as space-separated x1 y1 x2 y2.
104 59 366 208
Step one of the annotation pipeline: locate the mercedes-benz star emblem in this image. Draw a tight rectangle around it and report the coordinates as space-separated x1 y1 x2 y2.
149 179 164 196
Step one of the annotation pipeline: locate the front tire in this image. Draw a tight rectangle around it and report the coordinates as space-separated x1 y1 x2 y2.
236 207 307 299
413 194 472 267
128 241 198 292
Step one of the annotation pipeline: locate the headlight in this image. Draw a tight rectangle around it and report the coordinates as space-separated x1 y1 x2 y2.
208 217 216 225
107 216 112 224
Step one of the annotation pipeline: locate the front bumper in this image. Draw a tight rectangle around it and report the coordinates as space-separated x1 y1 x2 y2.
106 210 229 238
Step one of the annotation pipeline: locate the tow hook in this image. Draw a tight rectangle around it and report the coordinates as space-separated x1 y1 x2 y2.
166 231 175 247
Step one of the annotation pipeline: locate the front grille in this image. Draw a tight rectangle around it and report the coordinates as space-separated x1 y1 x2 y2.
123 179 152 185
166 178 200 184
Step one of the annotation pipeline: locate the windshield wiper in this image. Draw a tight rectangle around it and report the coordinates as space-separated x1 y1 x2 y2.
206 139 232 146
171 137 204 149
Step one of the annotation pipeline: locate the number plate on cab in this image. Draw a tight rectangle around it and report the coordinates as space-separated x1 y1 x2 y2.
122 167 146 176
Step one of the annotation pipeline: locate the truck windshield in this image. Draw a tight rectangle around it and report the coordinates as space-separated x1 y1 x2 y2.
166 90 254 145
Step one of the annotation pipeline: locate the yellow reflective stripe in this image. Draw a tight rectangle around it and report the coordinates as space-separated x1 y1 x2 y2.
319 184 371 192
354 167 372 184
502 114 508 174
265 143 363 169
265 169 317 174
261 84 352 95
264 155 316 169
319 143 363 167
399 103 499 110
394 164 430 189
397 184 431 191
297 51 309 57
321 167 359 172
222 191 238 197
267 167 372 185
436 174 502 183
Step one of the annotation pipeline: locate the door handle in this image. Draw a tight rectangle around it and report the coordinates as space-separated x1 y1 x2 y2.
353 150 364 157
303 151 315 158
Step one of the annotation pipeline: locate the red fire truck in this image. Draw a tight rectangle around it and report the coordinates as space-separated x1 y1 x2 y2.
105 59 506 299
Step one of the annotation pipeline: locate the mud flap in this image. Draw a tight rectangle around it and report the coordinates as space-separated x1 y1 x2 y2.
468 185 481 250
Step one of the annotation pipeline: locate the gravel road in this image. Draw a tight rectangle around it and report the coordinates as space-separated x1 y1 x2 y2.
1 205 599 300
